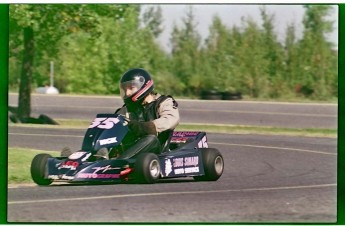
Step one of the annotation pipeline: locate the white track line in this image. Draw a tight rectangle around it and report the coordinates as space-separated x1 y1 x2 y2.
210 142 337 156
8 133 83 138
8 183 336 205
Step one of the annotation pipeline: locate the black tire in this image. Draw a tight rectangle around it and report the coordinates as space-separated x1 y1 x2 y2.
30 153 53 185
194 148 224 181
134 153 161 184
222 91 242 100
200 90 222 100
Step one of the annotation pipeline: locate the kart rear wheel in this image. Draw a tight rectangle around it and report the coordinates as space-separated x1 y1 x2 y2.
30 153 53 185
194 148 224 181
134 153 161 184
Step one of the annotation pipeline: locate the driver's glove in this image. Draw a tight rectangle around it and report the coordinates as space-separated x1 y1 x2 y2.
128 120 157 137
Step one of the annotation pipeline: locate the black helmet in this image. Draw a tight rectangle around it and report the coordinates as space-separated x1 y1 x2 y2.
119 68 154 105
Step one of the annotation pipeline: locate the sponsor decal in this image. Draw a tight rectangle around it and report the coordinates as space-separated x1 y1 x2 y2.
99 137 117 145
92 165 120 173
81 153 92 162
173 158 184 168
58 161 79 170
165 159 173 176
69 151 86 160
198 136 208 148
184 167 199 173
75 165 121 179
174 167 200 174
171 137 189 143
173 156 199 168
47 175 75 180
77 173 120 179
171 156 200 175
184 156 199 167
174 168 185 174
61 175 74 180
173 131 199 137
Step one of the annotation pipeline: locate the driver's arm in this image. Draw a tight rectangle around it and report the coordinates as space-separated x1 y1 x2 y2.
153 97 180 133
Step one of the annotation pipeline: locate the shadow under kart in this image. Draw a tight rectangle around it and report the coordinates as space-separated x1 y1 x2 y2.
31 114 224 185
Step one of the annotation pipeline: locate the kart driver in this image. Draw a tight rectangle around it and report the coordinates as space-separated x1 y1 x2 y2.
113 68 180 159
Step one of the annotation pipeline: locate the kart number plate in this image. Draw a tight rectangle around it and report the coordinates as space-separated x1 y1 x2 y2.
89 117 120 129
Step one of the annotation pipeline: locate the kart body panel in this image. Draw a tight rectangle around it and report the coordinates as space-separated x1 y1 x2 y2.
32 114 221 184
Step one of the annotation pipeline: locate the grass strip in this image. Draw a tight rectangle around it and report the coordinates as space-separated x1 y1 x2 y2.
176 123 337 138
8 148 59 184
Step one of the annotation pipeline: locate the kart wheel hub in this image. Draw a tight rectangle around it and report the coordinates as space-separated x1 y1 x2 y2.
214 156 224 175
149 160 160 178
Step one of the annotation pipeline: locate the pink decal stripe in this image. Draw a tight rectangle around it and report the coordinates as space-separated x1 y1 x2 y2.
132 80 154 102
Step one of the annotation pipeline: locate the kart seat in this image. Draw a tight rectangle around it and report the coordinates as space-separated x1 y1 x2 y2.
158 129 173 153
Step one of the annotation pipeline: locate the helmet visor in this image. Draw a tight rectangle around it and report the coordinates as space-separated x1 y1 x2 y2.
120 76 145 99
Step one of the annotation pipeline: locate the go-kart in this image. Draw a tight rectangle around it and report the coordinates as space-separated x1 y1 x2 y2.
30 114 224 185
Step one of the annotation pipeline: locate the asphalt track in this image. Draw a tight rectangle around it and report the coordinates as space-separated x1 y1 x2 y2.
8 93 337 128
7 94 338 222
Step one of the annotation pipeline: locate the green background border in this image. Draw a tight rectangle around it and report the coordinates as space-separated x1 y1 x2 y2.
1 3 343 224
338 3 344 225
1 4 8 225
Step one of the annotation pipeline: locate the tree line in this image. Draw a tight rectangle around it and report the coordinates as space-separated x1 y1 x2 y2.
9 5 337 118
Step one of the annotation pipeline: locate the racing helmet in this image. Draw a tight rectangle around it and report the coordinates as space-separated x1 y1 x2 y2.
119 68 154 105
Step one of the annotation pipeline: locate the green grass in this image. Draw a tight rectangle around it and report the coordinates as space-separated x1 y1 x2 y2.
176 123 337 138
8 148 59 184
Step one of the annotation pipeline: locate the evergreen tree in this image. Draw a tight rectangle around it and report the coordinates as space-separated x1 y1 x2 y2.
170 6 202 96
296 5 337 99
283 22 300 95
233 17 270 98
260 7 285 97
142 6 164 38
203 15 237 92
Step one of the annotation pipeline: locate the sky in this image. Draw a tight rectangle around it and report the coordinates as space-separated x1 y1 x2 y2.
141 4 339 51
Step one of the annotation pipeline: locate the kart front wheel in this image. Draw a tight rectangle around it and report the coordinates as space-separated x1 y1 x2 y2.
134 153 161 184
30 153 53 185
194 148 224 181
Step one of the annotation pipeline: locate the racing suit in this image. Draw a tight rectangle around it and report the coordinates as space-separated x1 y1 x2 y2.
115 93 180 159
